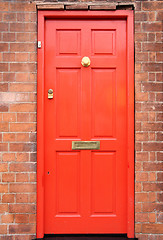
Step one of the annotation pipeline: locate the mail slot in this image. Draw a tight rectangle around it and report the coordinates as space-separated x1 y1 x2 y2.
72 141 100 150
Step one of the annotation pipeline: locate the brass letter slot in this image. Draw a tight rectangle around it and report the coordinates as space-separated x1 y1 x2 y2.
72 141 100 150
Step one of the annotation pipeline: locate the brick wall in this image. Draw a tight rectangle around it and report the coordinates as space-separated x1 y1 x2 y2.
0 0 162 239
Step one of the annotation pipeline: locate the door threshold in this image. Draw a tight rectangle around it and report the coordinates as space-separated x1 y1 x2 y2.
33 234 138 240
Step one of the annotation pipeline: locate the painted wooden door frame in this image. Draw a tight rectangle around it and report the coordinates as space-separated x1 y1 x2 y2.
37 10 134 239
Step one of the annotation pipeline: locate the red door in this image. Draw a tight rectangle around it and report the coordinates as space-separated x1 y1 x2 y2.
44 19 127 234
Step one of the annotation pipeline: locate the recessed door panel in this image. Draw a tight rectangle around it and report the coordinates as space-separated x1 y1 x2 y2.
91 152 116 215
92 30 115 55
92 69 116 138
56 69 81 138
56 152 80 215
44 19 127 234
57 30 81 55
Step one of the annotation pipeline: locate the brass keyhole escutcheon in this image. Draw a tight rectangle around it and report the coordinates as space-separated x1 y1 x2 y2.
81 56 91 67
48 89 53 99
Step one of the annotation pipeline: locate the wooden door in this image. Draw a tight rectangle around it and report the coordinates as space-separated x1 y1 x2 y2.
44 18 127 234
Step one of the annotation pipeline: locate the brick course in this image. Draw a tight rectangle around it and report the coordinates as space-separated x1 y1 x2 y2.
0 0 162 239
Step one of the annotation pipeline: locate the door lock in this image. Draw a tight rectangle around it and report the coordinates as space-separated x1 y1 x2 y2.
48 89 53 99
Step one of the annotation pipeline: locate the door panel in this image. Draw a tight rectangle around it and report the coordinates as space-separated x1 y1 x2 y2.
56 69 81 138
91 69 116 137
91 152 116 215
56 152 80 215
44 19 127 234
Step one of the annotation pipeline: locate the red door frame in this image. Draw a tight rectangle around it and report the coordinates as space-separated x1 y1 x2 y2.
37 10 134 239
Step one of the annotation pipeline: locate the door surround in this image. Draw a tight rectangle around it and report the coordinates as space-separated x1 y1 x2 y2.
37 10 134 239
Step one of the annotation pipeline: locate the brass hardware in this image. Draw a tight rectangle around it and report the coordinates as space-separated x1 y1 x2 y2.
81 57 91 67
72 141 100 150
48 89 53 99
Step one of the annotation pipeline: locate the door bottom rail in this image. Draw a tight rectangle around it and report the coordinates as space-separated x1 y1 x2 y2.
33 234 138 240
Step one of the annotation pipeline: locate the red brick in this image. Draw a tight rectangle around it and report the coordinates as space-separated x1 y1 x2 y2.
136 172 148 182
10 143 36 152
142 43 162 52
30 173 36 182
136 152 148 162
16 33 30 42
148 33 155 42
136 213 148 223
143 183 163 192
0 225 7 234
142 224 163 234
136 92 148 102
9 163 36 172
3 32 15 42
2 153 15 162
3 72 15 82
16 173 28 182
157 173 163 182
142 2 163 11
142 123 162 131
143 162 163 171
0 143 8 151
156 52 163 62
15 214 29 223
0 104 8 112
9 224 36 234
136 53 148 62
157 113 163 121
2 194 15 203
0 43 8 52
29 193 36 203
9 204 36 214
10 83 36 92
143 143 163 151
0 83 8 91
136 132 148 141
16 153 29 162
0 204 8 213
142 23 162 32
2 173 15 182
3 113 16 122
0 2 9 11
30 153 37 162
10 123 36 132
3 12 16 21
0 63 8 71
135 12 148 21
149 213 156 223
135 162 142 171
156 132 163 141
0 122 9 132
148 12 156 21
17 113 30 122
157 193 163 202
17 12 30 22
136 193 148 203
156 11 163 21
10 63 36 72
3 133 16 142
10 2 36 12
16 133 30 142
3 53 15 62
141 103 163 112
143 63 162 72
1 214 14 223
0 184 8 193
15 53 29 62
10 43 36 52
10 103 36 112
16 194 28 203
